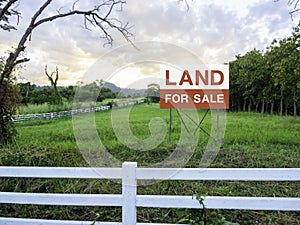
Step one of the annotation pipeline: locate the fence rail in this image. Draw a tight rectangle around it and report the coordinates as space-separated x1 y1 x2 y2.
12 100 145 122
0 163 299 225
13 106 110 122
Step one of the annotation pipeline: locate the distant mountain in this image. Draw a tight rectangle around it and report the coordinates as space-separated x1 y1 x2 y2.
103 82 146 97
34 85 51 90
119 88 146 97
103 82 121 92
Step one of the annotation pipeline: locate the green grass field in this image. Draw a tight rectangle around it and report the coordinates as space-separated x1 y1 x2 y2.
1 103 300 224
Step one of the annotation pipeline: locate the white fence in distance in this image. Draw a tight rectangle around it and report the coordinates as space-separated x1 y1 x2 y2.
13 105 110 122
13 100 145 122
0 162 299 225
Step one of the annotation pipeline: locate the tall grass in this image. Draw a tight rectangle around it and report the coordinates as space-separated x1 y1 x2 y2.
1 104 299 224
17 102 73 114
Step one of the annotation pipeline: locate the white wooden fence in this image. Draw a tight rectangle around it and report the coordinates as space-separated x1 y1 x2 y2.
13 100 145 122
13 106 111 122
0 162 299 225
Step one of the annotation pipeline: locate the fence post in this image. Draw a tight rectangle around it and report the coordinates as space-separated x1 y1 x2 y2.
122 162 137 225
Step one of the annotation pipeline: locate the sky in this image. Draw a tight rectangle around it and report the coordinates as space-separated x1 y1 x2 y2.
0 0 299 88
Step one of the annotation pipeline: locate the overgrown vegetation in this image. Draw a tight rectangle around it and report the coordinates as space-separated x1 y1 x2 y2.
0 58 21 145
1 104 299 224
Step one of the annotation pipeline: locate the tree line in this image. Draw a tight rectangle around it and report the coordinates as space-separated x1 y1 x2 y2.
18 82 118 105
229 23 300 116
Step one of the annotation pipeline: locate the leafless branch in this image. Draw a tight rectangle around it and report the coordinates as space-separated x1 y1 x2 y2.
1 0 51 77
44 64 49 78
178 0 191 11
0 0 18 20
56 6 65 14
290 8 300 19
45 65 59 86
72 0 80 11
104 0 125 19
275 0 300 19
287 0 300 8
0 0 21 31
13 57 30 67
1 0 135 86
34 0 134 47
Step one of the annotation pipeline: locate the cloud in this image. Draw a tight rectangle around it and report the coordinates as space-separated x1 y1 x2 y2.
247 0 294 36
0 0 298 86
120 0 274 63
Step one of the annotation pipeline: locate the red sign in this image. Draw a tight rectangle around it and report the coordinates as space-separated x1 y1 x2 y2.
160 65 229 109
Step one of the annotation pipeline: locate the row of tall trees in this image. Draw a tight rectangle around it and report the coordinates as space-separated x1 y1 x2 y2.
229 23 300 116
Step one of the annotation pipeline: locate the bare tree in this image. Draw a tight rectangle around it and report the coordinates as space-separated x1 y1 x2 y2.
0 0 133 144
0 0 133 87
45 65 62 105
45 65 59 90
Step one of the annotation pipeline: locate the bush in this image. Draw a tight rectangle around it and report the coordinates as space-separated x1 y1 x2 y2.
0 79 21 145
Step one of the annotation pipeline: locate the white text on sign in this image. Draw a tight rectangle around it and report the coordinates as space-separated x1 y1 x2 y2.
160 65 229 109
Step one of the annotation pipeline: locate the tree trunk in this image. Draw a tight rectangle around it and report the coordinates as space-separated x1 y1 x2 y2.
261 98 265 114
0 85 5 144
248 99 252 112
270 102 274 115
285 100 288 116
293 90 297 117
231 102 235 112
243 99 246 111
255 104 259 112
280 90 283 116
238 99 241 112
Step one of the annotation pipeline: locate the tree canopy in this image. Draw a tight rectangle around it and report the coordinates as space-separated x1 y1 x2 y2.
229 22 300 116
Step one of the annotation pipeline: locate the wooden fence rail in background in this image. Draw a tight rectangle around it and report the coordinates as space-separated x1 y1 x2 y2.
0 162 299 225
12 100 145 122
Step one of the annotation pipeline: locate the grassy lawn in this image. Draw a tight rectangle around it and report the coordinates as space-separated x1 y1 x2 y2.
1 103 299 224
